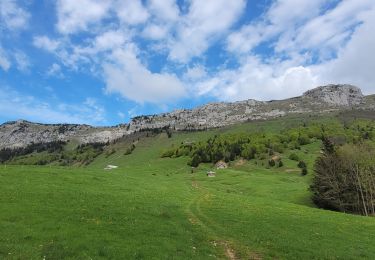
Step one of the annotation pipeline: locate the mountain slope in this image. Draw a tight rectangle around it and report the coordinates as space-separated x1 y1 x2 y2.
1 84 373 149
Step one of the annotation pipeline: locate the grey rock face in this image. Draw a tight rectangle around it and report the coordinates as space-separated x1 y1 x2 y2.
0 84 371 149
302 84 364 106
0 120 130 149
128 84 366 131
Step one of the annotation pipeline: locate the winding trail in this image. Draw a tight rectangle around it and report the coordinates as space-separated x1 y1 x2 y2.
187 175 262 260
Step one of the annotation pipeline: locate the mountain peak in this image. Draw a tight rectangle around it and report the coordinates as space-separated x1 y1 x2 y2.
1 84 373 149
303 84 364 106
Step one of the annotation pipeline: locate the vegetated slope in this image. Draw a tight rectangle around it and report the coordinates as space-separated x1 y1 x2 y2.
0 115 374 259
1 84 374 150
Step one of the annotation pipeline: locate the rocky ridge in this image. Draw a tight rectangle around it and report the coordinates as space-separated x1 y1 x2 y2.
0 84 372 149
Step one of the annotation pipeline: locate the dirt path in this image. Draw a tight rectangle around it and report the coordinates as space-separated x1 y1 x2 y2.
187 176 262 259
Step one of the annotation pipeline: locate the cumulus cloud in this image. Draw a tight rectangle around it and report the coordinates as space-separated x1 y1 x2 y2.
92 30 128 52
184 65 207 81
169 0 245 62
227 0 329 54
47 63 64 78
274 0 375 56
56 0 111 34
142 24 169 40
0 0 30 30
14 51 30 72
312 7 375 94
33 36 61 52
209 0 375 101
148 0 179 22
116 0 149 25
193 57 318 101
103 46 186 104
29 0 375 108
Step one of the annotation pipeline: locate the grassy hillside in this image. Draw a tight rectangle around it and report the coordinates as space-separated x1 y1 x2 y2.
0 115 374 259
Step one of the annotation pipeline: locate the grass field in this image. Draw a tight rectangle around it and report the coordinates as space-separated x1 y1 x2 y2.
1 117 375 259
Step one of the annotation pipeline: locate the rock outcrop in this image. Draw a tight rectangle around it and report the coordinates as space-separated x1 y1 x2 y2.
0 84 371 149
302 84 364 106
128 84 365 131
0 120 130 149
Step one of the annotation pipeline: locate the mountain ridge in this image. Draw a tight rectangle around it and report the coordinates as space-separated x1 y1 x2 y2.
1 84 374 149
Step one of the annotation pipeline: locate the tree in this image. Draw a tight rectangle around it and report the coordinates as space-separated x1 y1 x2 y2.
297 160 306 169
311 143 375 216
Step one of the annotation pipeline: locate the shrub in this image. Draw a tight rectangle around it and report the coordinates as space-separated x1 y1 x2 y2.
311 143 375 216
297 134 311 145
301 167 308 175
105 148 116 158
188 154 201 167
124 144 136 155
166 130 172 138
297 160 307 169
268 159 276 167
288 153 299 161
161 149 174 158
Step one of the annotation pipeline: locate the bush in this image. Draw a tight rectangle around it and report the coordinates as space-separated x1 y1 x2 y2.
288 153 299 161
268 159 276 167
124 144 136 155
105 148 116 158
297 134 311 145
166 130 172 138
297 160 307 169
301 167 308 175
188 154 201 167
311 143 375 216
161 149 175 158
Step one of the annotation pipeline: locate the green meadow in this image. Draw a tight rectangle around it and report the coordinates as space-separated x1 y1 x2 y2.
1 116 374 259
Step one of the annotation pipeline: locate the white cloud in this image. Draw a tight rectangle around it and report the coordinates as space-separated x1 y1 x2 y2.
184 65 207 81
275 0 375 55
47 63 63 77
56 0 111 34
212 0 375 102
0 48 30 73
142 24 169 40
169 0 245 62
193 56 318 101
227 0 330 54
25 0 375 110
33 36 61 52
0 0 30 30
93 30 128 51
14 51 30 72
103 46 186 103
0 47 10 71
116 0 149 25
148 0 179 22
312 7 375 94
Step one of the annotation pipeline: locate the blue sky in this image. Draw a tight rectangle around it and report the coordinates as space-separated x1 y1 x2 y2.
0 0 374 126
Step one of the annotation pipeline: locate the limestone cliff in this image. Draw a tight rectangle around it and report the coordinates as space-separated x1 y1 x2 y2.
0 84 371 149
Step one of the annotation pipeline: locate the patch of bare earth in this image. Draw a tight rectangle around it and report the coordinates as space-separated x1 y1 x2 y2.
219 241 262 260
285 168 300 173
191 180 199 189
224 243 236 260
234 159 247 166
188 215 199 225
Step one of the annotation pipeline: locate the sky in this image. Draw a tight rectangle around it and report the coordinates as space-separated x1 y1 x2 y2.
0 0 374 126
